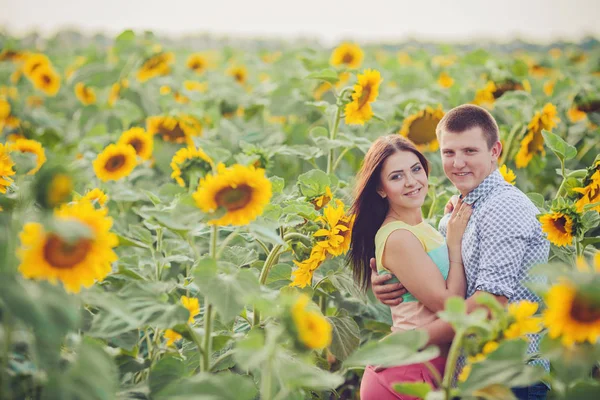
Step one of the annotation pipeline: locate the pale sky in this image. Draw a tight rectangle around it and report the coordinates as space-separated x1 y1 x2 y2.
1 0 599 44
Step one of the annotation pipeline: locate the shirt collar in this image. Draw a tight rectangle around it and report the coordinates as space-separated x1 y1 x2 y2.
461 169 504 205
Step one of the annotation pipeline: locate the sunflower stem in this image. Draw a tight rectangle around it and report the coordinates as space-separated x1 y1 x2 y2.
554 159 567 200
442 329 465 399
1 311 12 400
319 294 327 315
326 98 344 175
202 225 218 372
499 123 522 167
331 146 353 174
254 244 286 325
186 324 205 372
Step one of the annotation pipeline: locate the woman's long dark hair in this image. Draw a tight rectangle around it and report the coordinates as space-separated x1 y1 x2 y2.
347 135 429 291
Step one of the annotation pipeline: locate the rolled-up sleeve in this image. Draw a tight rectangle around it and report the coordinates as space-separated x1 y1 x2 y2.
474 204 531 300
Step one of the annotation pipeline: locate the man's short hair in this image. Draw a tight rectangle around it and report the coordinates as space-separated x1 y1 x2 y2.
436 104 500 149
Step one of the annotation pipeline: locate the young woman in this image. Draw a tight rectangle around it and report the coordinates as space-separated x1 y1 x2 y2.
348 135 472 400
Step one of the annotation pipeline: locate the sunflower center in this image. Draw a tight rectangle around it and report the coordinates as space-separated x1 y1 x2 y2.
234 73 243 82
128 138 144 154
215 184 253 211
105 155 126 172
357 84 372 109
43 234 92 269
191 61 203 70
552 216 568 234
408 114 440 145
42 74 52 85
342 52 354 64
30 62 43 74
570 295 600 323
158 123 186 141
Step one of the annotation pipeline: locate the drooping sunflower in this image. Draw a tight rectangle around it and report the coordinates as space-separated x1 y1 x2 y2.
310 186 333 210
74 82 96 105
170 146 213 187
499 164 516 185
539 211 574 247
9 138 47 175
17 200 118 293
344 69 383 125
227 65 248 85
473 81 497 108
136 52 174 83
0 143 15 193
93 143 137 182
80 188 109 207
503 300 543 339
314 199 355 257
515 103 560 168
164 329 182 347
437 72 454 88
330 43 364 69
186 53 210 74
117 127 154 161
543 280 600 347
291 294 332 350
192 163 272 226
146 115 201 144
399 105 445 152
30 65 61 97
290 245 327 288
181 295 200 324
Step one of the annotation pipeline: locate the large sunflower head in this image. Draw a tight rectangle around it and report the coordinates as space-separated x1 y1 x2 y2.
314 199 355 257
398 105 445 152
74 82 97 105
170 146 213 187
93 143 137 182
330 43 364 69
9 138 47 175
17 200 118 293
344 69 383 125
30 65 61 97
227 65 248 85
543 280 600 347
0 143 15 193
186 53 209 74
192 163 272 226
539 210 577 247
117 127 154 161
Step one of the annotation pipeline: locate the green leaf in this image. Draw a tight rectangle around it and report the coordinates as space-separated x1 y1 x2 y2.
565 380 600 400
344 330 440 368
297 169 331 198
542 129 577 161
220 246 259 267
248 223 286 246
265 263 292 284
305 69 339 84
270 176 285 194
149 355 187 395
392 382 433 399
327 316 360 361
526 192 545 209
154 372 258 400
274 352 345 391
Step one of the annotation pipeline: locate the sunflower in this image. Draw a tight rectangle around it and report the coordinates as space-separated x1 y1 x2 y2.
65 56 87 80
310 186 333 210
23 53 50 78
184 80 208 93
93 143 137 182
146 115 201 145
0 98 10 127
543 80 555 96
227 65 248 85
291 294 332 350
499 164 516 185
539 211 574 247
573 175 600 213
568 107 587 123
164 329 182 347
170 146 213 187
399 105 445 152
437 72 454 88
503 300 543 339
290 245 327 288
17 200 118 293
529 63 552 78
159 86 171 95
330 42 364 69
75 82 96 105
192 163 272 226
108 82 121 107
344 69 383 125
0 143 15 193
46 173 73 208
314 199 355 257
30 65 61 97
136 52 174 82
180 295 200 324
543 280 600 347
473 81 496 108
186 53 209 74
0 86 18 99
117 127 154 161
0 49 28 63
174 92 190 104
9 138 47 175
80 188 109 207
515 103 560 168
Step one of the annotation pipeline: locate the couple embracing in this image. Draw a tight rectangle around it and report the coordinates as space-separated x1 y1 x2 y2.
348 104 550 400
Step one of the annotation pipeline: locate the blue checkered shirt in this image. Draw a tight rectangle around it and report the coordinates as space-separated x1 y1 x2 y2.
438 169 550 375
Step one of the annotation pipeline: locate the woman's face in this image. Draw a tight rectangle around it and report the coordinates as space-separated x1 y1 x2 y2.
378 150 428 210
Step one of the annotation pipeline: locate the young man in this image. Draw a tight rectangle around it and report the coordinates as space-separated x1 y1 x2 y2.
370 104 550 399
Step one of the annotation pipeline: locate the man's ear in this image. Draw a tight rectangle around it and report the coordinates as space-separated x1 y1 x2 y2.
491 140 502 160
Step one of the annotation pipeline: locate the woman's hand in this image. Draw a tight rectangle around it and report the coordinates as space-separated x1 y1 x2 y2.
445 198 473 249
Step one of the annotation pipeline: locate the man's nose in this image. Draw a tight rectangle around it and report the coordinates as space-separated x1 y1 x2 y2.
453 156 466 169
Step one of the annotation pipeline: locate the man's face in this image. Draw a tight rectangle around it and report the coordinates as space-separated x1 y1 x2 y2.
439 127 502 196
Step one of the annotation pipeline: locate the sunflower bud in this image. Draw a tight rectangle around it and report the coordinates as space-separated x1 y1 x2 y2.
34 164 74 210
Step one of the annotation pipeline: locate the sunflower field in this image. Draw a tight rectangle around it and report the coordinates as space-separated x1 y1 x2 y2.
0 30 599 399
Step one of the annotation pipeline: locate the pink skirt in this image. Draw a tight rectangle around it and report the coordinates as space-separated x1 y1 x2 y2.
360 355 446 400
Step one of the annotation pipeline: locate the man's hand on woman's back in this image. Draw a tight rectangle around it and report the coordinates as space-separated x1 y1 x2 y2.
369 257 407 306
